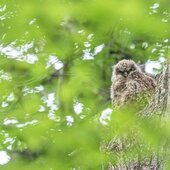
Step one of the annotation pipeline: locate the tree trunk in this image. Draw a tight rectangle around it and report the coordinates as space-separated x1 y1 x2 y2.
104 62 170 170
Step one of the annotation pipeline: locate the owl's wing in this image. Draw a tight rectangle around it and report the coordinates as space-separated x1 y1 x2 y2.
110 78 120 107
122 71 155 109
129 70 156 91
110 75 126 107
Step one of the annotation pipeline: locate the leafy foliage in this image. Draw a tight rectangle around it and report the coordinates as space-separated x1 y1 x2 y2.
0 0 170 169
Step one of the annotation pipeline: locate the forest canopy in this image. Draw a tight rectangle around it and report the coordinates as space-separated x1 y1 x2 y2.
0 0 170 169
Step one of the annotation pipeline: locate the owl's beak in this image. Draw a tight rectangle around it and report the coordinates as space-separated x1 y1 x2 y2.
124 71 128 77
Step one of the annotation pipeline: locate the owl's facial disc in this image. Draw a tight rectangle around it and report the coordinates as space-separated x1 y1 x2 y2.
115 60 137 77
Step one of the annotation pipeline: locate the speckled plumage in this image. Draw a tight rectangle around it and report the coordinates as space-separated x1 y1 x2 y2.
111 59 156 108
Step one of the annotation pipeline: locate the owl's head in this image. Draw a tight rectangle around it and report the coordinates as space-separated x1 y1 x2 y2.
114 59 139 77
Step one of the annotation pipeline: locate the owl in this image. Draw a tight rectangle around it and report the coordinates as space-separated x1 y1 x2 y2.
111 59 156 108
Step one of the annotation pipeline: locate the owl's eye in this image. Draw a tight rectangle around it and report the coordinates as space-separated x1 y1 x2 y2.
118 70 123 74
130 67 135 71
116 69 122 74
